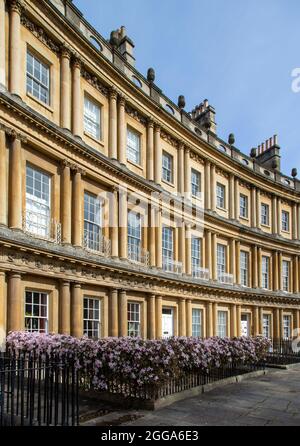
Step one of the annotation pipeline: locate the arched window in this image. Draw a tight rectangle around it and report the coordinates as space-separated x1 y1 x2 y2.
90 36 103 52
218 145 227 152
165 104 175 115
242 159 249 166
132 76 142 88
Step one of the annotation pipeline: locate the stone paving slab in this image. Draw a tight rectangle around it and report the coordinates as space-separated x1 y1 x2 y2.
122 365 300 427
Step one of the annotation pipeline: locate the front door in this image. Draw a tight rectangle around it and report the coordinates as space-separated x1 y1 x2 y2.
241 314 250 337
162 308 174 338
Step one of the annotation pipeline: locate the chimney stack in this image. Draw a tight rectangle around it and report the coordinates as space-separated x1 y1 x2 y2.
251 135 281 171
110 26 136 67
190 99 217 134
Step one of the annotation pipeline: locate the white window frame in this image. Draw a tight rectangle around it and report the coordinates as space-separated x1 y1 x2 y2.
83 297 101 339
217 311 228 338
127 127 141 165
282 260 290 292
128 302 141 337
217 244 226 280
128 211 141 261
240 251 249 287
25 291 48 333
26 51 50 105
281 211 290 232
191 237 201 274
261 203 270 226
216 183 225 209
262 256 270 289
283 315 291 339
240 194 248 219
191 169 201 197
84 96 101 140
263 314 271 338
192 308 202 337
25 165 51 238
162 152 173 183
84 192 102 252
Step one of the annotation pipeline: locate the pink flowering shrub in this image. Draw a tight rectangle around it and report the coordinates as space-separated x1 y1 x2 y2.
6 332 270 391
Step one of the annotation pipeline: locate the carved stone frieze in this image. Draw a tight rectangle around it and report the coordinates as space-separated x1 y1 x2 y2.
21 14 61 55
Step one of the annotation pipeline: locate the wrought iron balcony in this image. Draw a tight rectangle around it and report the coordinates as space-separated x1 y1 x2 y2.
23 211 61 244
83 229 111 257
127 244 150 266
162 257 183 275
192 266 210 281
218 272 234 285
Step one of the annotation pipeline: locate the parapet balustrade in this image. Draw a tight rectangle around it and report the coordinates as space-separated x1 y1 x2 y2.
218 272 234 285
83 229 111 257
127 244 150 266
192 266 210 281
23 210 61 244
162 257 183 275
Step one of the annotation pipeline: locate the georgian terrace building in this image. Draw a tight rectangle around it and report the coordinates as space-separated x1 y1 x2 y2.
0 0 300 344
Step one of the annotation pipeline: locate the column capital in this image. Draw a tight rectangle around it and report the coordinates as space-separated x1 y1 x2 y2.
178 140 185 150
71 53 83 69
147 116 154 128
0 123 27 143
72 282 82 289
72 165 86 176
109 85 118 100
154 121 161 132
60 43 72 59
8 0 25 14
118 93 126 106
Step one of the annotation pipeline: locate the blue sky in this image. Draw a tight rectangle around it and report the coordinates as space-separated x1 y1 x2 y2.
74 0 300 176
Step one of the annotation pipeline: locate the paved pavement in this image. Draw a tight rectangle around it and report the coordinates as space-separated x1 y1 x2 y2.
123 366 300 426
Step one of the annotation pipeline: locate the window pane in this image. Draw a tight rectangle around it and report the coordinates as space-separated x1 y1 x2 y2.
84 96 101 140
26 51 50 104
162 152 173 183
24 291 48 333
83 298 101 339
127 128 141 164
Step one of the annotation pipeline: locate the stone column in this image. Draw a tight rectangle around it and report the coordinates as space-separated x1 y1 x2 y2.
9 0 22 96
119 188 127 260
206 302 213 338
71 283 82 338
118 95 126 165
229 174 235 220
204 160 211 210
254 306 260 336
278 252 283 290
9 135 22 230
146 119 154 181
110 188 119 258
119 290 127 337
7 272 22 332
60 281 71 335
252 246 258 288
259 307 264 335
273 252 278 291
72 168 83 247
185 224 192 276
179 298 186 337
61 161 71 244
205 230 212 279
257 247 262 288
110 289 118 337
154 124 161 185
148 203 156 267
0 129 7 226
298 204 300 241
148 295 156 339
234 177 239 220
0 0 6 86
184 148 191 198
293 309 300 333
279 309 284 339
60 46 71 130
235 241 241 286
250 187 256 228
236 305 241 337
211 233 217 281
230 304 237 337
274 308 280 339
0 271 6 346
72 57 82 138
277 197 282 236
109 87 118 159
178 224 186 274
186 299 192 337
229 239 236 282
292 203 298 240
155 295 162 338
178 142 184 195
212 302 218 336
294 256 299 294
272 195 277 234
210 164 216 212
256 189 261 229
155 207 162 269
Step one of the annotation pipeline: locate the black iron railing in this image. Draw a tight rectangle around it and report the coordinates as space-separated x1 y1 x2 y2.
0 352 79 426
265 338 300 365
